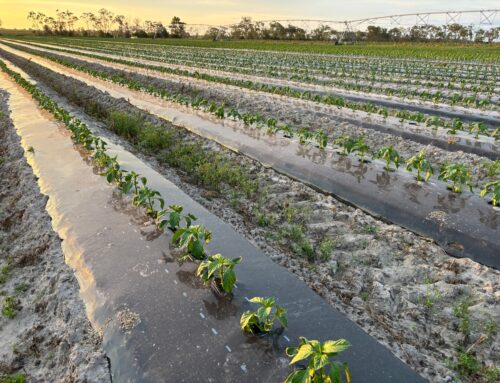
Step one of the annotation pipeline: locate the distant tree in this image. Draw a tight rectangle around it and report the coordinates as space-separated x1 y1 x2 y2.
204 27 225 40
265 21 285 39
284 24 306 40
484 26 500 43
27 11 46 32
97 8 114 35
169 16 186 38
388 27 404 41
366 25 389 41
231 17 260 39
310 25 337 41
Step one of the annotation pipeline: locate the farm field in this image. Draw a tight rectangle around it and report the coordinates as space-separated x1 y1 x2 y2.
0 36 498 383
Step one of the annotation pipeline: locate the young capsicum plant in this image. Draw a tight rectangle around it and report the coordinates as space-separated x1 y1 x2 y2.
240 296 287 335
285 337 352 383
406 151 433 182
196 254 242 294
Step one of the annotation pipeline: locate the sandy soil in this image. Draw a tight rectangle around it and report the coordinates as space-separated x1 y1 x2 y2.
0 89 111 382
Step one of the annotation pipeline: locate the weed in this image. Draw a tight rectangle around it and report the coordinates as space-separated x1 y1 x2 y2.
360 291 370 301
0 265 10 285
2 296 17 319
107 111 142 140
0 373 26 383
26 146 34 154
240 296 287 335
450 350 480 378
256 212 273 227
14 283 29 294
420 281 442 311
318 238 335 262
453 296 472 339
363 225 379 235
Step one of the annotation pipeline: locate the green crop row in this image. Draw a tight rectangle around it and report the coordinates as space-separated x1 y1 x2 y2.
0 59 353 383
7 40 498 135
4 44 497 206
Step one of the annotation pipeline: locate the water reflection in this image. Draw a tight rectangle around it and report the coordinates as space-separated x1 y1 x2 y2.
202 296 238 320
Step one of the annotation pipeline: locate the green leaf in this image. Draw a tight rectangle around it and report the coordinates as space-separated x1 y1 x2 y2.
240 311 254 330
221 270 236 293
312 353 330 371
329 362 342 383
249 296 265 304
322 339 351 355
290 344 313 365
284 369 310 383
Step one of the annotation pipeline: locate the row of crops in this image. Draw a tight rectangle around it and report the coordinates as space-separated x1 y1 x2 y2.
5 40 499 142
17 37 500 110
1 41 498 208
0 58 358 383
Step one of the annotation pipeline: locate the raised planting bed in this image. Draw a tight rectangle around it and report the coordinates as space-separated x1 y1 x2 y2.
4 46 498 271
7 39 499 137
1 70 425 383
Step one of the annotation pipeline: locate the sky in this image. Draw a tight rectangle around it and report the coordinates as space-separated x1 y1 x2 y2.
0 0 498 28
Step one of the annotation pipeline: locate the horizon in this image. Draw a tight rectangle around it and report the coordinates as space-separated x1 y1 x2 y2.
0 0 499 29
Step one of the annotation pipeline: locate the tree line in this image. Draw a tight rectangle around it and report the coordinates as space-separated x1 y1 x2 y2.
26 10 500 42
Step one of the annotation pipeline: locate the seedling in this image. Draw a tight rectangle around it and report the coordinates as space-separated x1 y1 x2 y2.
352 137 370 162
297 129 313 145
196 254 241 294
439 163 472 193
285 337 351 383
101 156 124 184
265 117 278 133
406 151 434 181
278 124 294 138
132 178 164 219
227 108 242 120
376 146 402 171
313 130 328 149
335 136 357 156
156 204 197 231
447 118 463 135
468 122 488 139
215 104 225 119
119 171 141 194
425 116 442 128
93 149 111 169
172 224 212 260
240 296 287 334
480 181 500 206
